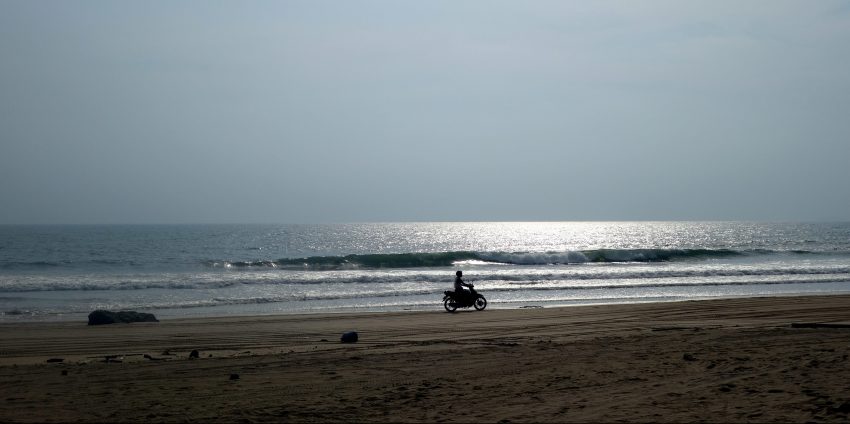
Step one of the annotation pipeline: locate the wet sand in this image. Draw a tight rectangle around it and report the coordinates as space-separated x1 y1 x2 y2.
3 295 850 422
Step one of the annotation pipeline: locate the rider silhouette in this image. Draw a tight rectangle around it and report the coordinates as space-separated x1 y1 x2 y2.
454 270 472 302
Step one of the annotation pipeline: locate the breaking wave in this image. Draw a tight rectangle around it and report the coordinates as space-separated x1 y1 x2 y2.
204 248 800 270
2 249 838 271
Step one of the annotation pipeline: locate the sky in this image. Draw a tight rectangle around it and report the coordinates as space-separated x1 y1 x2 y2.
1 1 849 224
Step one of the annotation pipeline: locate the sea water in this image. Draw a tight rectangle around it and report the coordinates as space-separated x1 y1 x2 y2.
1 222 850 321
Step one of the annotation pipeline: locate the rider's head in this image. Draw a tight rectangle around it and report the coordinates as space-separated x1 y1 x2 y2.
456 270 462 277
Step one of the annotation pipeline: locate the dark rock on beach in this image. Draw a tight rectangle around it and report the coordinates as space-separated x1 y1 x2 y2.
87 310 158 325
341 331 358 343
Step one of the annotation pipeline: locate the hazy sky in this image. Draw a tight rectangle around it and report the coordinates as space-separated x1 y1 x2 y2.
2 1 849 224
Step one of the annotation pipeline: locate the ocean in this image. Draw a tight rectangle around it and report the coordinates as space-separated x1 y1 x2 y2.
1 222 850 322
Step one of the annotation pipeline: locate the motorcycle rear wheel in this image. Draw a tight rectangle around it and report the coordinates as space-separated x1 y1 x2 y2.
444 297 458 312
473 296 487 311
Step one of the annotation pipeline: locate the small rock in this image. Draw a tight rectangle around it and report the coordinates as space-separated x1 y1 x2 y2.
189 350 200 359
46 358 64 363
719 383 736 392
61 370 68 376
230 373 240 380
834 402 850 414
341 331 358 343
683 353 697 361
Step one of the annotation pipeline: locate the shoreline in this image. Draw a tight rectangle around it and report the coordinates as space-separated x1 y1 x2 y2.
3 294 850 422
6 290 850 324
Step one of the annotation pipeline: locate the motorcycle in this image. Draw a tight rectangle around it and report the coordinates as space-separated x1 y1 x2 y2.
443 284 487 312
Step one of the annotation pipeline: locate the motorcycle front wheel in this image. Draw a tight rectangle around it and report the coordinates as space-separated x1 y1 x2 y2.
473 296 487 311
444 297 458 312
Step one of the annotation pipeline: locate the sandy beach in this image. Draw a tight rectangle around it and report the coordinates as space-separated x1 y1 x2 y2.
3 295 850 423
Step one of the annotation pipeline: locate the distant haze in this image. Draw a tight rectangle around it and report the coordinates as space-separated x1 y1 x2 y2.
2 1 849 224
